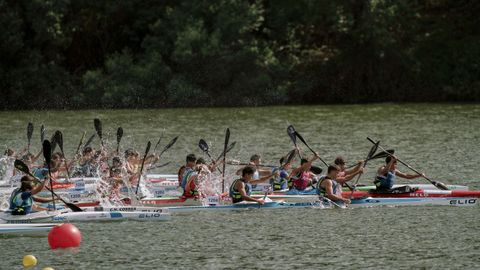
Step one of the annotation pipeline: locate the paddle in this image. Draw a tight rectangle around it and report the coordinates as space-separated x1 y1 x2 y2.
83 133 96 149
349 140 380 198
198 139 223 174
54 130 71 179
366 137 449 190
50 133 58 153
153 129 165 153
75 131 87 155
135 141 151 195
116 127 123 153
40 125 45 145
14 159 82 212
27 122 33 153
94 118 104 147
287 125 302 158
221 128 230 193
42 140 56 210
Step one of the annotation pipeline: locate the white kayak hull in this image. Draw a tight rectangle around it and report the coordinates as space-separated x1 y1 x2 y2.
0 210 170 223
0 223 55 235
349 196 479 208
82 206 168 213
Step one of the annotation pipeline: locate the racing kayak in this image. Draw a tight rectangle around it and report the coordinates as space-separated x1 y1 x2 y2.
167 200 331 213
346 189 480 199
0 223 55 235
0 210 170 223
350 196 479 207
82 205 167 213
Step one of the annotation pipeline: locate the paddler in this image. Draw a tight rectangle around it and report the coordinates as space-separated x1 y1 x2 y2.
270 157 291 191
374 156 423 192
317 165 351 205
287 155 319 193
8 176 51 215
229 166 278 204
178 154 197 190
334 156 364 183
235 154 271 179
183 164 211 198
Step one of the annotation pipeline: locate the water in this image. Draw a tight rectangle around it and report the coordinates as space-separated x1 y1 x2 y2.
0 104 479 269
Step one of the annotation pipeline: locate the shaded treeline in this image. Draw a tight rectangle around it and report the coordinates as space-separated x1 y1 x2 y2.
1 0 479 109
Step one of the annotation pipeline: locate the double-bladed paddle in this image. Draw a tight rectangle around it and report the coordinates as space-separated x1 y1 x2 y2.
287 125 302 158
14 159 83 212
135 141 151 195
215 142 236 163
366 137 449 190
27 122 33 153
40 125 45 145
153 129 165 153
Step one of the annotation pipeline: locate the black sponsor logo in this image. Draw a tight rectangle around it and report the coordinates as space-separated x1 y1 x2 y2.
449 199 477 205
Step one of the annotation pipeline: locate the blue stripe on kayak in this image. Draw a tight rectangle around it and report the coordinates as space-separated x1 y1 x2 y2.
110 212 123 218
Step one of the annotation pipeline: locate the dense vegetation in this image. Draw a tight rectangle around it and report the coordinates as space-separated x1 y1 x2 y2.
1 0 479 109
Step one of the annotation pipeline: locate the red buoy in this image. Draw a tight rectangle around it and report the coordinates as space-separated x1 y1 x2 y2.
48 223 82 249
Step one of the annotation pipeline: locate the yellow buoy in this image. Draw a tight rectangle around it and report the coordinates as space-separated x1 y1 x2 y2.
42 267 55 270
22 255 37 267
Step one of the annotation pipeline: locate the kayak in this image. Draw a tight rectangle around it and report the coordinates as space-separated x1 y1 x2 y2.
167 200 331 213
0 223 55 235
350 196 479 207
139 196 217 207
347 189 480 199
0 210 170 223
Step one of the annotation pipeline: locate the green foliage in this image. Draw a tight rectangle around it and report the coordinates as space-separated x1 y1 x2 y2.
0 0 479 109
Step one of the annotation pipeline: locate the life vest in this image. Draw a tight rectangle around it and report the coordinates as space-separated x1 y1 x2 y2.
374 171 396 189
183 174 199 198
292 171 311 191
270 168 288 190
9 189 33 215
180 167 195 189
317 176 340 198
229 178 251 203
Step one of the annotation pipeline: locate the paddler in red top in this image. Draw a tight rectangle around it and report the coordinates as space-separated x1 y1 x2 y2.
229 166 278 204
287 155 319 193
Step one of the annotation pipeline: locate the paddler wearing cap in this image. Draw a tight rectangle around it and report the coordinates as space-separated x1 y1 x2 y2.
229 166 278 204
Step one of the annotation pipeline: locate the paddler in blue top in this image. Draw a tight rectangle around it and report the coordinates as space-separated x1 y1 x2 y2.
317 165 351 205
230 166 278 204
270 157 291 190
375 156 423 191
8 176 48 215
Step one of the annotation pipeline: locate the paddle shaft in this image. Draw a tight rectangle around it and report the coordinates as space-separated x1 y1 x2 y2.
349 142 379 198
135 141 151 195
221 129 230 193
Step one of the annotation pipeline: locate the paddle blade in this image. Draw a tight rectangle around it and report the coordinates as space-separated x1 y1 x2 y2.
432 181 449 190
310 166 323 175
144 141 152 157
14 159 30 175
367 141 379 159
42 140 52 166
283 149 297 166
40 125 45 144
94 118 102 138
27 122 33 141
49 134 58 153
54 130 64 153
198 139 209 152
116 127 123 144
160 136 178 156
370 149 395 160
287 125 297 144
